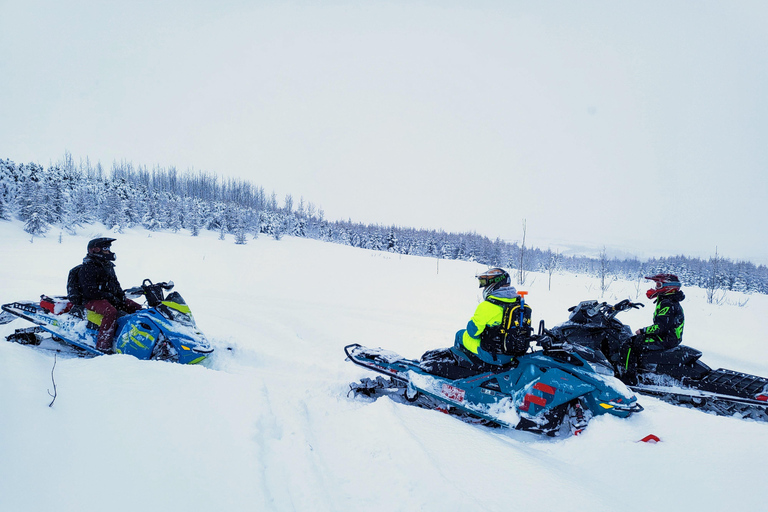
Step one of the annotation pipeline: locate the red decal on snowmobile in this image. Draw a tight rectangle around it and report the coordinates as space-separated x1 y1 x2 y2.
526 394 548 407
519 393 549 412
533 382 556 395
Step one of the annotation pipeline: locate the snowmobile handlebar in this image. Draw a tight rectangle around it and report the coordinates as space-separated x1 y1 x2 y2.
567 299 643 322
143 279 174 291
606 299 643 320
534 320 561 351
124 279 175 306
125 280 175 293
611 299 643 312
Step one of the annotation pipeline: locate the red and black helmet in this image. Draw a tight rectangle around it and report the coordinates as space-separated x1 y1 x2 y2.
645 273 681 300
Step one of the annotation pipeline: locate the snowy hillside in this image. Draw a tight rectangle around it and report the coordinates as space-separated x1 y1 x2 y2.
1 221 767 512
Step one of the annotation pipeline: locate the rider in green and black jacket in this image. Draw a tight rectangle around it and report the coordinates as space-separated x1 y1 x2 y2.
620 274 685 382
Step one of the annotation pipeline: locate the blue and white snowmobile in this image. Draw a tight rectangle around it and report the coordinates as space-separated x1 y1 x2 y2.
346 327 642 436
0 279 213 364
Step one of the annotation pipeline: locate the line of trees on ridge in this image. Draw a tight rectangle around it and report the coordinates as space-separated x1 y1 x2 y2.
2 154 766 296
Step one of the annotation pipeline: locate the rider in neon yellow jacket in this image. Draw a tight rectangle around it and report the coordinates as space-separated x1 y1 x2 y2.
452 268 532 366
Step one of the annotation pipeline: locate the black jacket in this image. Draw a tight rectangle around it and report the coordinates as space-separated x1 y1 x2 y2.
639 290 685 350
78 255 126 307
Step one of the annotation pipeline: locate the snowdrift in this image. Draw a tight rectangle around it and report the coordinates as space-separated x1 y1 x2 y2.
1 221 767 512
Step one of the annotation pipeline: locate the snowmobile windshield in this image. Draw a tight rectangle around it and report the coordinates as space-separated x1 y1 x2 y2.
158 292 197 328
568 343 615 376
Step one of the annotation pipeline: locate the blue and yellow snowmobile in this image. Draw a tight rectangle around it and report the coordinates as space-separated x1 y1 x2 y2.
0 279 213 364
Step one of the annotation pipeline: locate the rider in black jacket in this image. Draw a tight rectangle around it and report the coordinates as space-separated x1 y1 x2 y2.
74 238 142 353
619 274 685 383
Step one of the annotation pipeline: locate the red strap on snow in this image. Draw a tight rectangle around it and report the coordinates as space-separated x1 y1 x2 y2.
639 434 661 443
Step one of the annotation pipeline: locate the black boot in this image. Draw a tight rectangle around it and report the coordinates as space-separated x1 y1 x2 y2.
617 345 638 385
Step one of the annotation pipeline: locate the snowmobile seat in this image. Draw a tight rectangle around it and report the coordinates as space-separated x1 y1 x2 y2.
640 345 702 366
419 347 516 380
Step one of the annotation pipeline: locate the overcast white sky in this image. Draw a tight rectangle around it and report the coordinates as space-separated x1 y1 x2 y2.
2 1 767 263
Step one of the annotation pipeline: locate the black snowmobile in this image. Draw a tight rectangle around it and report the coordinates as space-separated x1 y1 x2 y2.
548 299 768 420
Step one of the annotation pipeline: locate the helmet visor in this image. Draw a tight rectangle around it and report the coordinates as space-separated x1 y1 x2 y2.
477 270 509 288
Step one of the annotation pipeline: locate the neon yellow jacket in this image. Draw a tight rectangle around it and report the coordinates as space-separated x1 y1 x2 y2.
454 287 527 365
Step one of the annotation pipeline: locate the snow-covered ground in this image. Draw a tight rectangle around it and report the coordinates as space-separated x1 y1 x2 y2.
1 220 767 512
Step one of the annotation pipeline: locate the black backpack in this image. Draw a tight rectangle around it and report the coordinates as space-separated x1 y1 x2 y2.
482 297 533 356
66 264 84 305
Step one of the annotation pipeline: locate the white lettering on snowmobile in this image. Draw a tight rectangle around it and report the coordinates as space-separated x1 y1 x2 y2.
441 384 465 402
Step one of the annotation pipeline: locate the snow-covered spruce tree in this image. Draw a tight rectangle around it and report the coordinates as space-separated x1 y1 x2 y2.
386 228 398 252
24 211 48 236
142 192 163 231
233 207 248 244
101 180 130 233
187 198 202 236
18 166 50 235
223 202 239 234
0 160 16 219
234 226 247 244
40 167 66 225
453 239 466 260
208 202 227 232
69 179 97 225
272 213 285 241
165 194 183 232
292 217 306 237
0 195 7 220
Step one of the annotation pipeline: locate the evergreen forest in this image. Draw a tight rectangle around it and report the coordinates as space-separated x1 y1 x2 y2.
2 154 766 296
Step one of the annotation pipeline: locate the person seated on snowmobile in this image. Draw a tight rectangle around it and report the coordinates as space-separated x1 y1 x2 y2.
67 237 142 354
618 273 685 383
420 268 532 378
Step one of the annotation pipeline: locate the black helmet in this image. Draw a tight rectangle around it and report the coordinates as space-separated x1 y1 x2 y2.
477 268 511 299
87 237 116 261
